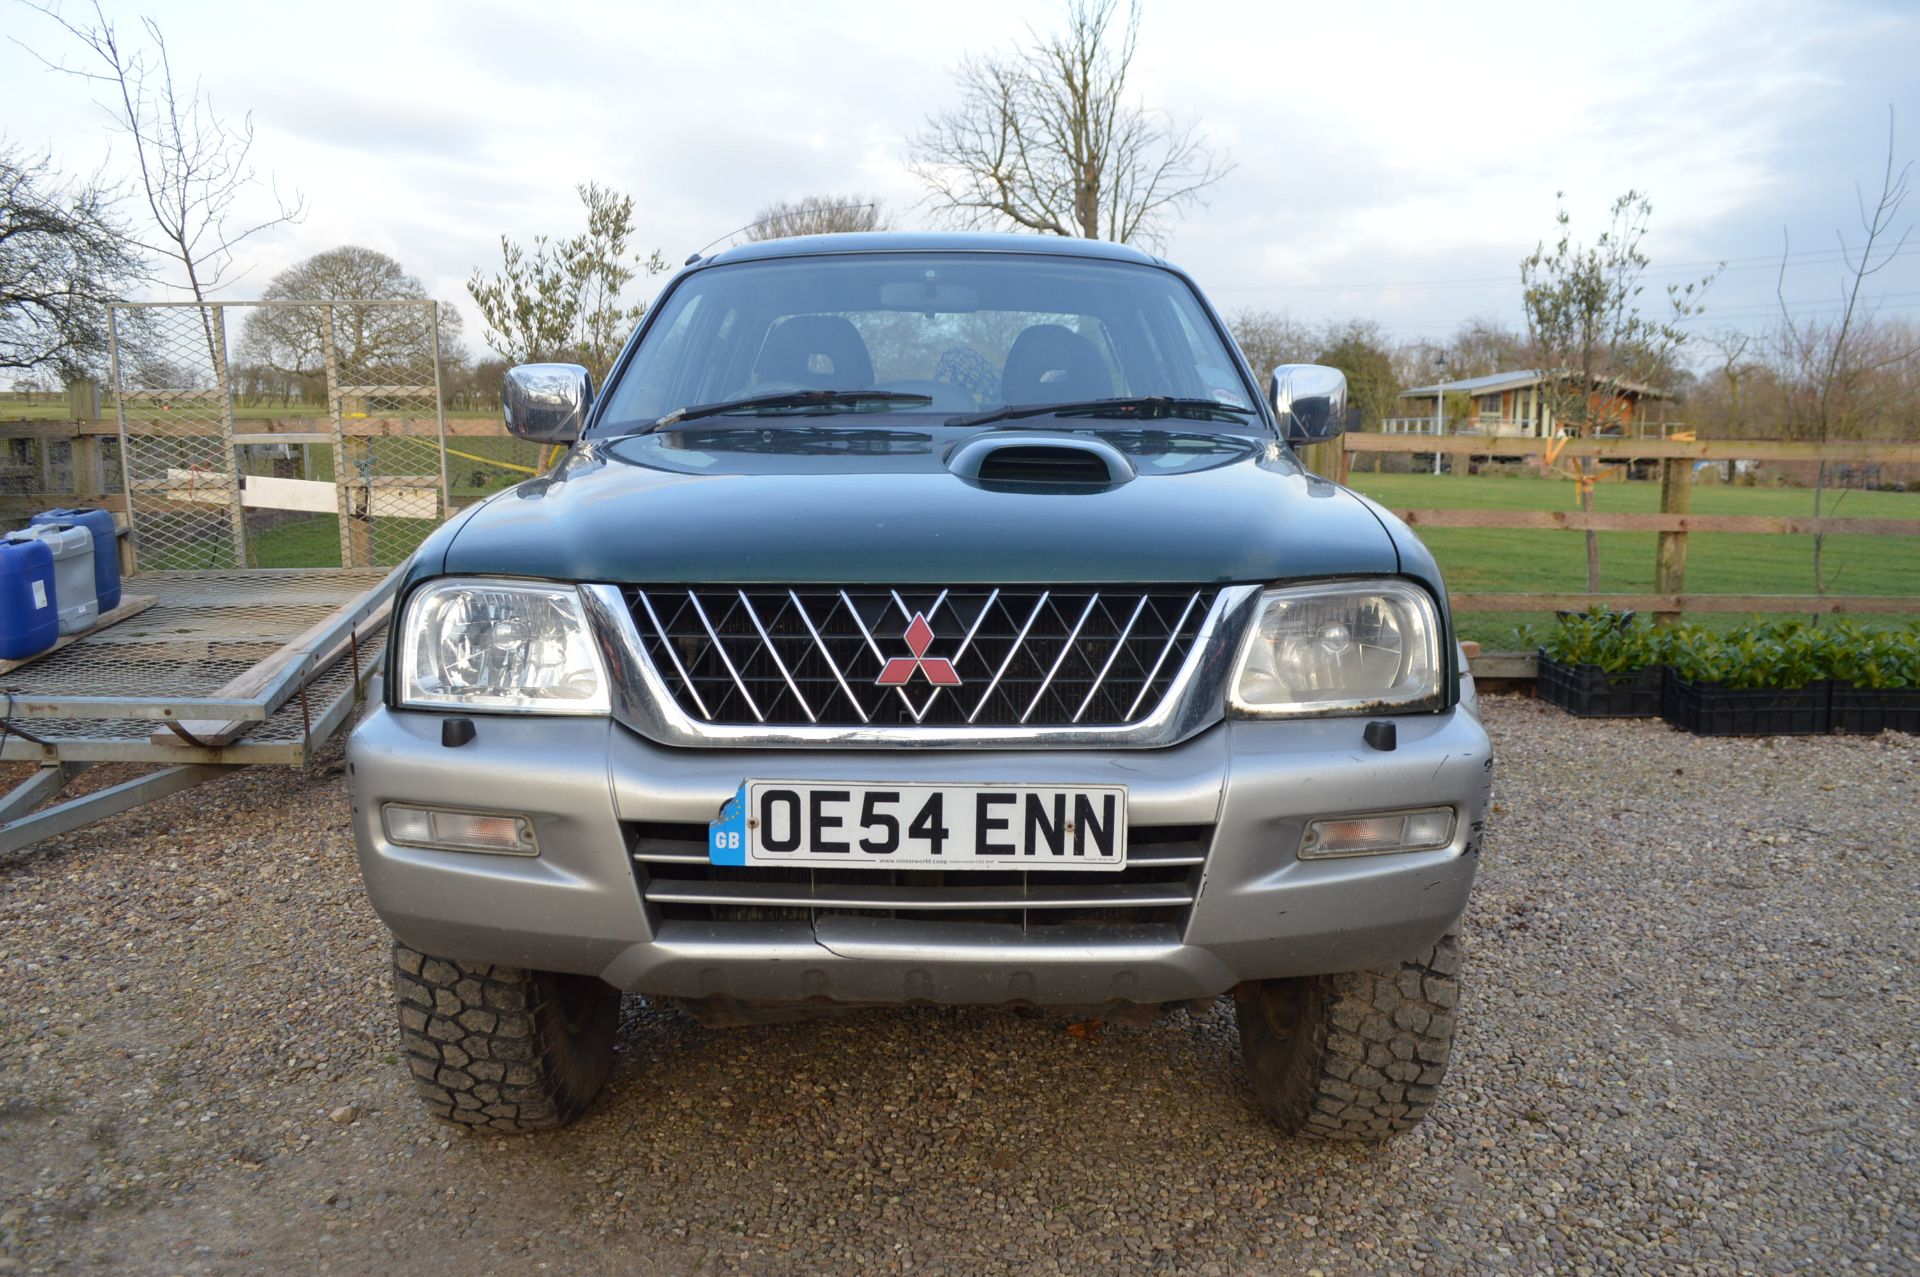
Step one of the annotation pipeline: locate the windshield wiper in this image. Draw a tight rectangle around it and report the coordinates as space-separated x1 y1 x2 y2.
646 389 933 432
945 396 1255 429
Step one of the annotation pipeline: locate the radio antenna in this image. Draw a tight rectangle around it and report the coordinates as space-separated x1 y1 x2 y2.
685 203 880 264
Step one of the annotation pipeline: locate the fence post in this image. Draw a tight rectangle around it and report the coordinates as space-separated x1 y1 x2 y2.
1654 457 1691 626
322 306 372 568
70 434 103 502
65 379 98 421
430 302 450 517
1299 438 1341 479
210 305 248 568
106 306 144 573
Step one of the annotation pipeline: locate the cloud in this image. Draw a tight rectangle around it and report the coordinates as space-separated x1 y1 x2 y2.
0 0 1913 351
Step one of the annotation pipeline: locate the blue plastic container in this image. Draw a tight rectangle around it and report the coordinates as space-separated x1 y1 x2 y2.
0 536 60 660
32 507 120 611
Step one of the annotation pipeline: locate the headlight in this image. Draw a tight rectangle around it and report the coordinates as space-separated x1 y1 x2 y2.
1229 580 1444 717
399 579 610 714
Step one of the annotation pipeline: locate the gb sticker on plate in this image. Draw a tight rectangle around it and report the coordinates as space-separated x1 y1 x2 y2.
708 783 748 865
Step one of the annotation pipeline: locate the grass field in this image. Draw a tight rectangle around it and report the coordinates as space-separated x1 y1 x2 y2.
133 434 545 570
1343 471 1920 645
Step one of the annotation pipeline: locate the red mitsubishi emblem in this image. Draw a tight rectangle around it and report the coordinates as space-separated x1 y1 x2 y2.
876 613 961 686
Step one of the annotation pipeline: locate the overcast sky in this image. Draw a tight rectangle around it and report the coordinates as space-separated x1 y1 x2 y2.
4 0 1917 364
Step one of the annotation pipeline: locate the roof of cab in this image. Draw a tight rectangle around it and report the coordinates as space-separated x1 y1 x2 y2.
699 230 1164 268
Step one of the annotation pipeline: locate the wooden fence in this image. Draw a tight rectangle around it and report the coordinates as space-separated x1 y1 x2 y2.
1302 433 1920 624
0 417 509 521
5 418 1918 626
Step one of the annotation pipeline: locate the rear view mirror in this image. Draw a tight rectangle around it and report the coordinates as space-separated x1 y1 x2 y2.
1270 364 1349 444
504 363 593 443
878 280 980 311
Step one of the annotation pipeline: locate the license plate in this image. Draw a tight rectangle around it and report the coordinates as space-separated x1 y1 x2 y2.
708 781 1128 870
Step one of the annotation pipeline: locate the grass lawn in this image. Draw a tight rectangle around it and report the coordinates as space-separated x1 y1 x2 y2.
1344 471 1920 646
135 514 441 569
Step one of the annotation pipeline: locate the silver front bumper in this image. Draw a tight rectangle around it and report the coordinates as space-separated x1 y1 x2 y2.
347 705 1493 1004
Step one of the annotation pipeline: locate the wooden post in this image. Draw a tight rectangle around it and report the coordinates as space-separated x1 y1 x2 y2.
322 305 369 568
65 379 99 421
70 435 104 502
1299 438 1340 479
210 305 248 568
1653 457 1691 626
345 444 374 568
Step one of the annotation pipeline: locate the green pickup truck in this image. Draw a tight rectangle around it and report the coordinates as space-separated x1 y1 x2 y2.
348 232 1493 1139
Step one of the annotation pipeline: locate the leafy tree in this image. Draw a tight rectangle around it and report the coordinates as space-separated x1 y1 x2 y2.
1313 320 1399 430
0 145 144 379
743 196 891 240
1226 313 1400 430
467 183 667 381
236 246 462 382
1521 191 1713 590
908 0 1230 246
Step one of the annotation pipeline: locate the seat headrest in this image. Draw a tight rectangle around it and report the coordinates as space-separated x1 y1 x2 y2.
753 315 875 390
1001 324 1111 405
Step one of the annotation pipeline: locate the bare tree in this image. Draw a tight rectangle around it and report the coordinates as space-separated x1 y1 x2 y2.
1773 112 1916 601
1696 328 1760 440
236 246 463 381
468 183 667 382
19 2 305 321
0 143 144 379
1225 309 1315 389
742 196 891 241
1521 191 1714 591
908 0 1230 246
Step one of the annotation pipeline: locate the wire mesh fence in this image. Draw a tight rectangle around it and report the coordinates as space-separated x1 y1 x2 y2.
107 299 453 571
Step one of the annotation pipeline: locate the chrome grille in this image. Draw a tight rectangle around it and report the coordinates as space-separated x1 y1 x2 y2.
625 586 1213 727
629 822 1209 929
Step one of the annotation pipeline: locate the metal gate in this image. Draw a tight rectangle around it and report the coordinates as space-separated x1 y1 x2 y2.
106 299 450 571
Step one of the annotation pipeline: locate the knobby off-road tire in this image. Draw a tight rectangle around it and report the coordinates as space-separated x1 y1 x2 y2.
392 942 620 1133
1234 935 1461 1140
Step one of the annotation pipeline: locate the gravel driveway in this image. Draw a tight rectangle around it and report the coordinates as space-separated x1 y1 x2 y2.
2 697 1914 1275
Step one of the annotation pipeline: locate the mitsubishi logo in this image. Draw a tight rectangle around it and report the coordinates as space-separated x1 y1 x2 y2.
876 613 961 686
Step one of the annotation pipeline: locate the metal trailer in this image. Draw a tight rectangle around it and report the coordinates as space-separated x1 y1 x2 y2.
0 297 481 859
0 567 398 857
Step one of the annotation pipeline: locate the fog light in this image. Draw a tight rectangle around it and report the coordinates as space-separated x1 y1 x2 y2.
1301 806 1455 859
383 803 538 855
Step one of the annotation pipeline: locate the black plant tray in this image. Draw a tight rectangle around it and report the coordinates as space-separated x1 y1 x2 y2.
1660 675 1833 737
1536 654 1666 718
1829 685 1920 735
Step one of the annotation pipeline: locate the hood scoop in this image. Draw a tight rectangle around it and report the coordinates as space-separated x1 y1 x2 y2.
947 434 1136 487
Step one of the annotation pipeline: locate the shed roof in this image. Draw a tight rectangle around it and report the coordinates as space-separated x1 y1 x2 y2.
1399 368 1671 400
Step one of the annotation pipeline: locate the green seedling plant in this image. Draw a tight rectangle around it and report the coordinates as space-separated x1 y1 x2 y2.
1821 620 1920 690
1541 609 1657 673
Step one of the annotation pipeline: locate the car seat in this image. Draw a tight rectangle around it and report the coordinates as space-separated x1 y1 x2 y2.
1000 324 1111 404
753 315 875 390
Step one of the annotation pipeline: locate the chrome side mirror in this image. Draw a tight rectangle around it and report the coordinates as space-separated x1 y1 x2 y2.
1270 364 1349 444
504 363 592 443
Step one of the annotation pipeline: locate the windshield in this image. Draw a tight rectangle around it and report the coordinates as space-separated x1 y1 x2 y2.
592 252 1259 434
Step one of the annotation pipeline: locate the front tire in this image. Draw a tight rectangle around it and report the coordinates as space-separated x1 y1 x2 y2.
1234 935 1461 1139
392 942 620 1133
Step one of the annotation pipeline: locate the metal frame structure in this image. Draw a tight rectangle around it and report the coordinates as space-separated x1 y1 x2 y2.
0 295 458 859
105 298 450 572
